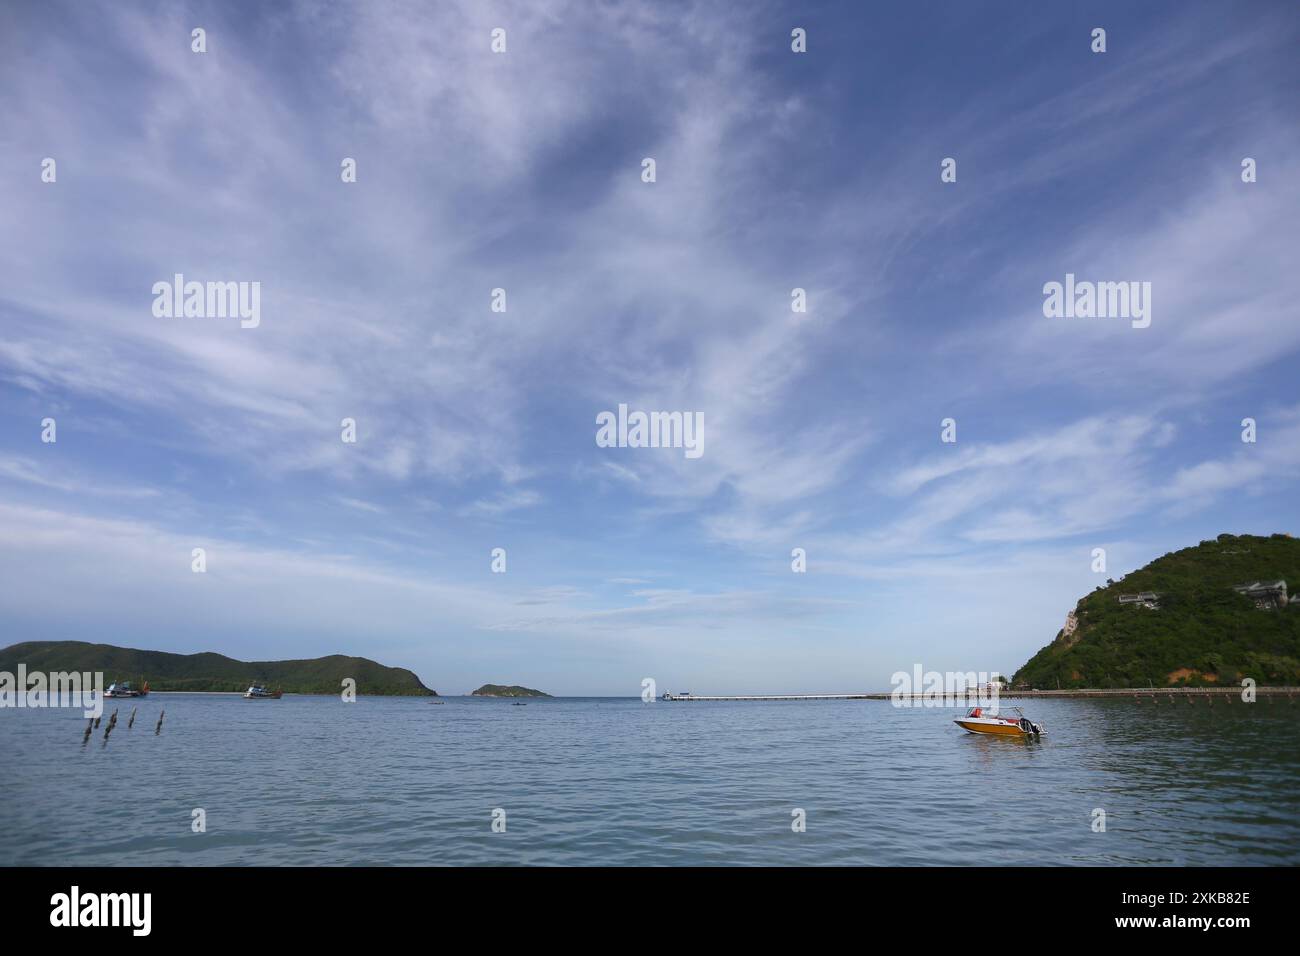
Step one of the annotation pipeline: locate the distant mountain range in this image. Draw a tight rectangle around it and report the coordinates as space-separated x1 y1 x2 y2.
471 683 551 698
0 641 436 696
1014 533 1299 689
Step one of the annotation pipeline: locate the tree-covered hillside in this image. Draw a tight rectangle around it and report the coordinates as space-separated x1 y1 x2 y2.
0 641 436 696
470 683 551 697
1013 534 1300 688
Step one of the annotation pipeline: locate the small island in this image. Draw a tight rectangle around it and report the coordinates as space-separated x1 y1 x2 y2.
471 683 551 698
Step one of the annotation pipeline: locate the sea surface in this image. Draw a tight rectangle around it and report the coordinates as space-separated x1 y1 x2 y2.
2 694 1299 866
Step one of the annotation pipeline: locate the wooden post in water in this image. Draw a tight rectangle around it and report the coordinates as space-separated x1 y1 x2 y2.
128 706 137 729
103 709 118 740
82 719 93 744
154 710 165 735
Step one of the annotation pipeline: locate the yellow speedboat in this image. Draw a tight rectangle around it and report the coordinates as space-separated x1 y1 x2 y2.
953 706 1045 738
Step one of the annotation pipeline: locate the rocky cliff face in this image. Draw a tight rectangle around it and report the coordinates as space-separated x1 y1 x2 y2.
1054 608 1082 649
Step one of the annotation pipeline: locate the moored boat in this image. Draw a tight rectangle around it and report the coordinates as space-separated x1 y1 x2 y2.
953 706 1044 738
105 679 149 698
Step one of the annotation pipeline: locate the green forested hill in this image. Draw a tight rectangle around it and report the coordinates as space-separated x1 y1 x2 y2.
470 683 551 697
0 641 436 695
1013 534 1300 688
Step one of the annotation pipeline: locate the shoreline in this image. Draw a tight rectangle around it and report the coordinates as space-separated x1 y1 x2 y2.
142 690 437 698
664 686 1300 701
99 687 1300 700
996 686 1298 698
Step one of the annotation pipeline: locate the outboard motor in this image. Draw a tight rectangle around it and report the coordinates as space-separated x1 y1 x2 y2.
1017 717 1045 736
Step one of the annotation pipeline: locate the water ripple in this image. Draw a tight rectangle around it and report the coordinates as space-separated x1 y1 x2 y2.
2 695 1297 865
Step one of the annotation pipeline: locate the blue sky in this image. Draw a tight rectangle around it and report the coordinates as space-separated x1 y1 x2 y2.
1 0 1297 695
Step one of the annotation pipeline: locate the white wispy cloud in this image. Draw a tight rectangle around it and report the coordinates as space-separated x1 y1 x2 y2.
0 0 1295 691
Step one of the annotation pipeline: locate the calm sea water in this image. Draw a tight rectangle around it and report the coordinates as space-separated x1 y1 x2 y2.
2 694 1298 866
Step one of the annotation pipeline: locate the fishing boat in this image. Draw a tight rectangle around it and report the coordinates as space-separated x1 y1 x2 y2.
243 684 282 699
105 680 149 699
953 706 1044 738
